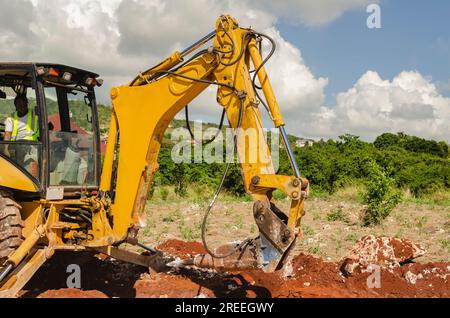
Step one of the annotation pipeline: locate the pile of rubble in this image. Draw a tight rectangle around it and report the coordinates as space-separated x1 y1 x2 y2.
21 237 449 298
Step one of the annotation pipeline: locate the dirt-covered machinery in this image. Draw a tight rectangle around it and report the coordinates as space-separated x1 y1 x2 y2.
0 15 309 297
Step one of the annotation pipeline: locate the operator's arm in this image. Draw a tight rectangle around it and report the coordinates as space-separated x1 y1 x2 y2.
4 117 12 141
3 132 11 141
3 118 12 157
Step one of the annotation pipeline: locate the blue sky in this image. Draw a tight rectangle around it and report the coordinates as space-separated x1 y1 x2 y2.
278 0 450 106
2 0 449 141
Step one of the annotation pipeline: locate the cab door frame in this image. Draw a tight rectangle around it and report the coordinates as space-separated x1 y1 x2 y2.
38 74 102 198
0 64 45 197
33 64 49 197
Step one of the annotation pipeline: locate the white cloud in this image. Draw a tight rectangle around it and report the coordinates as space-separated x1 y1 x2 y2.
263 28 328 114
115 0 275 57
0 0 326 102
1 0 448 142
330 70 450 141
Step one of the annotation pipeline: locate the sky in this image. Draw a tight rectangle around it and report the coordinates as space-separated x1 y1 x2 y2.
278 0 450 105
0 0 449 142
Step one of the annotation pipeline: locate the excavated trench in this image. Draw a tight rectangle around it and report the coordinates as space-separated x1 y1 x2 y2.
19 239 449 298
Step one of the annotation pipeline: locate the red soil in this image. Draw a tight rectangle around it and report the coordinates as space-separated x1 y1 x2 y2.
20 240 449 298
38 289 108 298
156 240 207 258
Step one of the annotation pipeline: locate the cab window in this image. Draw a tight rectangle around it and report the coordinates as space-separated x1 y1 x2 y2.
45 86 97 186
0 84 41 180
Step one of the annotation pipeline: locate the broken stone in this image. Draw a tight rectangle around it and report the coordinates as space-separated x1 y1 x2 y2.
340 235 426 275
404 271 423 285
282 256 295 278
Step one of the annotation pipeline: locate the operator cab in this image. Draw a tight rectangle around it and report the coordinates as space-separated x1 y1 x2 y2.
0 63 102 198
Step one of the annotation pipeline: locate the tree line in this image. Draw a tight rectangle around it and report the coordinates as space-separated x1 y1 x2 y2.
154 131 450 199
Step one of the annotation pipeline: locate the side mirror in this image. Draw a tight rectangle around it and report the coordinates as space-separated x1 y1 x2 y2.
0 90 6 99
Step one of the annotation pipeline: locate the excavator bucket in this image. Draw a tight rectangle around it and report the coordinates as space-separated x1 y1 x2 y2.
169 237 296 273
168 200 298 273
189 236 296 272
252 200 297 272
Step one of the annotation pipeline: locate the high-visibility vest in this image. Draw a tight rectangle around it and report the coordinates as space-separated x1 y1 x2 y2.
11 110 40 141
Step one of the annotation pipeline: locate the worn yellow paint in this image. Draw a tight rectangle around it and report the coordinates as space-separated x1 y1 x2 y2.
20 202 42 239
104 53 216 239
0 157 38 192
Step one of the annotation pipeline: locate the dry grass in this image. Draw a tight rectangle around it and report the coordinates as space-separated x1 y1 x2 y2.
138 186 450 263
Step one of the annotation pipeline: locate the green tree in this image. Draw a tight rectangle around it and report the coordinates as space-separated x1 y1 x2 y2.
362 160 402 226
374 133 401 149
173 162 187 197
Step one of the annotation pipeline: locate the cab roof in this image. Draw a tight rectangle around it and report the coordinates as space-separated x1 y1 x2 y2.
0 62 100 88
0 62 99 78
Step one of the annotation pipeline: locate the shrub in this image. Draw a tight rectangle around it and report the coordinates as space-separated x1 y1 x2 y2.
173 162 187 197
326 208 350 223
362 160 402 226
160 187 169 201
222 164 245 196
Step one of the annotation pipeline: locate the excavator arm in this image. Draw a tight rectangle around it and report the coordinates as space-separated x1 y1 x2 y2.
99 15 309 272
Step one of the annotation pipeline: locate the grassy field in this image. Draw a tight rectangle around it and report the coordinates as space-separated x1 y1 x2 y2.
136 185 450 263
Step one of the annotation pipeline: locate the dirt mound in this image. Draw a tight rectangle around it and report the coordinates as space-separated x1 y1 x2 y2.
157 240 207 258
341 235 426 275
21 251 148 298
38 289 108 298
19 240 449 298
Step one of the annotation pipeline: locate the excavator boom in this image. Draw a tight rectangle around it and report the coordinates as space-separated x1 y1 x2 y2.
100 15 309 272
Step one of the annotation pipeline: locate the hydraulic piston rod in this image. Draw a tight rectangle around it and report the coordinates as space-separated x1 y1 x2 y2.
280 126 301 178
0 263 13 283
180 30 216 58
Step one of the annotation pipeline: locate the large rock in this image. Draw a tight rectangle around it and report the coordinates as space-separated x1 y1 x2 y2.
340 235 425 275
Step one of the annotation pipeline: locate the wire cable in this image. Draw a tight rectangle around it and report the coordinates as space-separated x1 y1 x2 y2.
149 68 250 258
216 31 252 67
200 95 254 259
185 105 226 145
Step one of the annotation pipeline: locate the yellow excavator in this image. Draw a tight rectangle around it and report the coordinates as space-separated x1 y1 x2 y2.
0 15 309 297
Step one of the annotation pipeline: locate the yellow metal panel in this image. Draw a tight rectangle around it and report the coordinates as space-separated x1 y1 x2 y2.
107 54 217 240
0 156 38 192
212 24 276 193
20 202 42 238
248 39 285 127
